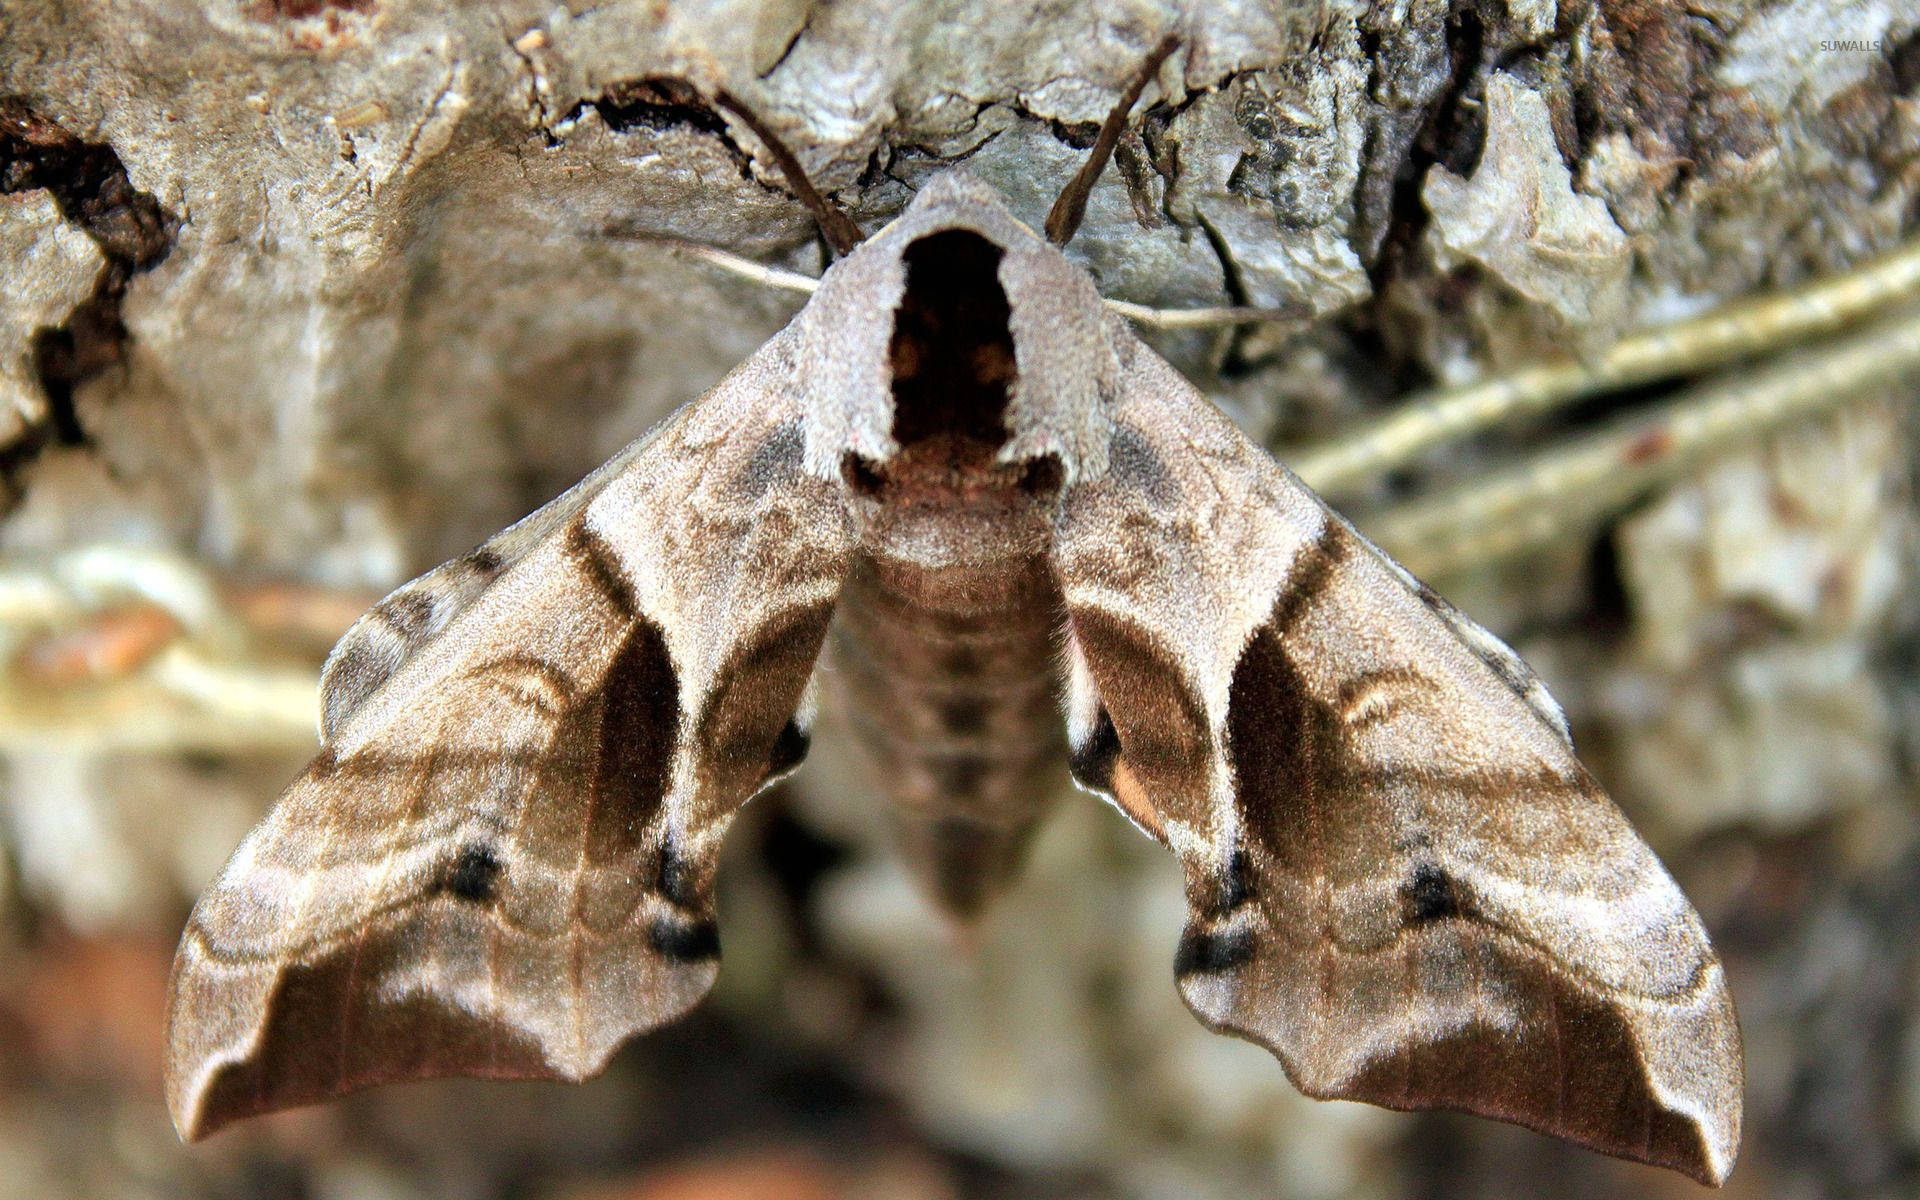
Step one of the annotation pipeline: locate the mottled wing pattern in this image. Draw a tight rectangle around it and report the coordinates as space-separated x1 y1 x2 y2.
1053 339 1742 1184
167 329 853 1139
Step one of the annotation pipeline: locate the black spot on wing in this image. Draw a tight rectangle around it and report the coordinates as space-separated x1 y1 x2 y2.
1403 862 1462 923
649 916 720 963
1197 848 1257 920
464 546 504 577
565 519 639 620
1174 927 1256 976
438 844 503 904
654 839 700 909
1067 706 1120 794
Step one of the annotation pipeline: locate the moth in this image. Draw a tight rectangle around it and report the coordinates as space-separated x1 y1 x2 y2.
166 38 1743 1185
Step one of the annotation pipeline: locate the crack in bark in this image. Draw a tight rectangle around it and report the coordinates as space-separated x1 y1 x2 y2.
0 97 179 507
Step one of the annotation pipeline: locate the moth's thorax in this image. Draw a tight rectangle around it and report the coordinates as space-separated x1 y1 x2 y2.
795 171 1121 489
802 178 1086 916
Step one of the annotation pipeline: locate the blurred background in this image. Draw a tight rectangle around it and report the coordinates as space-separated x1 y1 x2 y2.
2 2 1918 1198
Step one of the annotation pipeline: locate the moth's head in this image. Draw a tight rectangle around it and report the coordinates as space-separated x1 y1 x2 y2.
793 172 1122 493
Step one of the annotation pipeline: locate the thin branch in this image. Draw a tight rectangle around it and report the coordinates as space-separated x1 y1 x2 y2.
1354 304 1920 578
1290 236 1920 495
647 235 821 295
1102 298 1308 330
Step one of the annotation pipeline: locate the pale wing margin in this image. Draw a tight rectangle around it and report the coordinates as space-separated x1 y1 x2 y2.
1053 343 1742 1184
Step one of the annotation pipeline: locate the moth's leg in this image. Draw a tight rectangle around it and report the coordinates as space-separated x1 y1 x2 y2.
1290 234 1920 495
1044 33 1182 247
713 90 866 256
1351 304 1920 578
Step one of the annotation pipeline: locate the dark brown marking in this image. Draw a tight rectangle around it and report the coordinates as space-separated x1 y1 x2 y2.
566 519 639 620
464 546 504 577
1018 455 1065 497
734 420 804 500
694 602 836 795
586 615 680 862
1174 926 1255 976
939 696 989 737
765 717 811 780
648 916 720 963
841 452 885 497
1403 862 1460 923
1108 425 1173 505
1069 609 1210 789
1067 706 1121 793
931 753 990 796
940 643 984 678
1269 521 1345 636
1226 591 1343 877
437 844 502 904
308 747 340 781
1340 964 1708 1181
186 944 551 1142
378 591 434 637
1197 848 1257 919
654 840 699 909
888 230 1015 450
930 816 999 917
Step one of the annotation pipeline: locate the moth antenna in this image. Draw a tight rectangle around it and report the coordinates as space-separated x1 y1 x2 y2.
713 90 867 257
1044 33 1182 247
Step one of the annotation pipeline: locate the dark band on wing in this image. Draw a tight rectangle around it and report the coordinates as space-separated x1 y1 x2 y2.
1269 519 1346 636
648 917 721 963
587 615 681 862
694 602 836 799
1069 608 1210 787
565 519 640 620
1175 926 1256 976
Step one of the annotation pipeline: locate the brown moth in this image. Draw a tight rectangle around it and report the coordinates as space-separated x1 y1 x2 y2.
166 39 1743 1185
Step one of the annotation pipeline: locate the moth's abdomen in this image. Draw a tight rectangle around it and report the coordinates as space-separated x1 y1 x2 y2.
829 550 1065 918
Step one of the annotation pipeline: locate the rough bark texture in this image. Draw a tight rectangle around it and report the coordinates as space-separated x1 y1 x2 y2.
1 2 1918 1198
